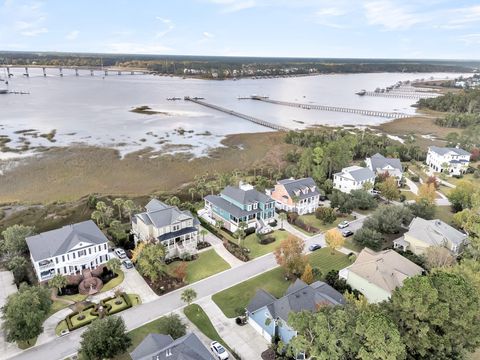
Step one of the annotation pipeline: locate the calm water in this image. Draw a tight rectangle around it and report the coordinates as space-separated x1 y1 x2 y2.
0 69 464 159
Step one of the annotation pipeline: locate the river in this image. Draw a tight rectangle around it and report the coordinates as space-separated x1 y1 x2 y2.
0 69 465 159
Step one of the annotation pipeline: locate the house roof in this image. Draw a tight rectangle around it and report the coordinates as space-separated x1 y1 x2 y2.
276 177 320 200
130 332 214 360
135 199 198 229
247 279 345 322
368 153 403 173
344 248 423 294
26 220 108 261
221 185 272 205
205 194 259 219
334 166 375 182
429 146 470 156
406 217 467 247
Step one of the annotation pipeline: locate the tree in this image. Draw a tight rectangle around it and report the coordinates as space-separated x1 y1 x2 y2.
165 196 181 206
2 284 52 343
329 190 354 214
355 311 406 360
408 198 436 220
353 227 384 250
325 229 345 254
363 205 413 234
301 263 314 285
106 257 121 274
172 262 188 282
214 219 224 230
157 314 187 339
79 316 132 360
90 210 103 228
274 235 308 278
234 221 247 246
315 207 336 225
7 256 28 285
278 212 288 229
112 198 124 220
1 225 35 258
426 175 440 190
122 199 137 221
350 190 377 210
181 288 197 306
188 187 196 201
199 229 208 242
424 246 456 270
49 274 68 295
136 243 167 282
417 183 436 205
448 180 476 212
378 176 399 202
131 242 146 263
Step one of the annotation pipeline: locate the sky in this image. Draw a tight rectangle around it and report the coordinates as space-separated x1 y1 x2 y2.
1 0 480 59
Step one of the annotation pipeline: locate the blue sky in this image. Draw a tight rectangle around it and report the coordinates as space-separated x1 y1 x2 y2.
1 0 480 59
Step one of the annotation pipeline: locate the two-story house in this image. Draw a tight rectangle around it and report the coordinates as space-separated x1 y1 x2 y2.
393 217 467 256
266 177 320 215
426 146 470 176
365 153 403 182
246 279 345 343
204 182 275 232
333 166 376 194
26 220 110 282
132 199 200 259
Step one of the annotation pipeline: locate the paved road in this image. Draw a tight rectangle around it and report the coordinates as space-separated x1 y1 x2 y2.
7 217 367 360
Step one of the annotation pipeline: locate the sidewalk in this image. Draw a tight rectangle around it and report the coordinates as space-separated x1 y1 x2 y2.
36 308 72 346
203 229 244 268
197 297 268 359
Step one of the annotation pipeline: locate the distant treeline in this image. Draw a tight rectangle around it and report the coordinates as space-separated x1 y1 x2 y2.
0 51 476 78
418 89 480 128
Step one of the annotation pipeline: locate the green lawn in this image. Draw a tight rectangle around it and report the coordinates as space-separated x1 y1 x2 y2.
101 270 125 292
212 248 352 318
184 304 233 354
400 190 417 201
435 206 455 225
293 213 355 235
243 230 291 258
168 249 230 284
17 337 37 350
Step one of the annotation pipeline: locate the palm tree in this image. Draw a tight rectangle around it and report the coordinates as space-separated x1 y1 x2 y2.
278 212 287 229
199 229 208 243
291 195 300 212
181 288 197 307
166 196 181 207
123 200 136 222
235 221 248 246
50 274 68 295
106 258 121 274
91 210 103 228
112 198 124 220
214 219 224 230
188 187 196 201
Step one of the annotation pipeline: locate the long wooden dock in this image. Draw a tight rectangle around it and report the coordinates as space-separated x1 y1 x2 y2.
251 97 410 119
184 97 289 131
362 91 439 100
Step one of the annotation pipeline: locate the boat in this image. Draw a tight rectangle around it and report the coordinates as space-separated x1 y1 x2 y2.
192 96 204 100
0 89 8 94
166 97 181 101
355 89 366 96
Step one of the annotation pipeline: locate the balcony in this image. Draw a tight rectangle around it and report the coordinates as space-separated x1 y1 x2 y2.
38 260 55 270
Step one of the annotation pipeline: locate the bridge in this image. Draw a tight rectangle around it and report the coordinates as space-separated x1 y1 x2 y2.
249 96 410 119
184 97 290 131
3 65 150 77
362 91 439 100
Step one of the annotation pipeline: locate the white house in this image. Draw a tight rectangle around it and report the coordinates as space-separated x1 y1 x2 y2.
333 166 375 194
132 199 200 259
266 177 320 215
426 146 470 176
26 220 110 282
365 153 403 182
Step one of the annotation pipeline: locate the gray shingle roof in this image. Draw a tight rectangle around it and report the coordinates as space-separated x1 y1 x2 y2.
335 166 375 182
407 217 467 247
429 146 470 156
277 177 320 200
247 279 345 322
368 153 403 172
130 333 215 360
135 200 197 229
26 220 108 261
221 185 272 205
205 194 259 219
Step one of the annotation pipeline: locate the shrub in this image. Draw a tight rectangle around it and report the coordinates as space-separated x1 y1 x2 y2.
410 175 420 182
315 207 337 224
245 227 256 236
224 241 250 261
353 227 384 250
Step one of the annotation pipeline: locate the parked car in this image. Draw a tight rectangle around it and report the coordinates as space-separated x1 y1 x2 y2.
114 248 127 259
338 220 349 229
319 195 327 201
342 230 354 237
308 244 322 252
210 341 229 360
122 259 134 269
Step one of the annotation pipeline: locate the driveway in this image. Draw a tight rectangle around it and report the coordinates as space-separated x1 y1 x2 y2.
202 228 244 268
197 297 268 359
0 271 20 359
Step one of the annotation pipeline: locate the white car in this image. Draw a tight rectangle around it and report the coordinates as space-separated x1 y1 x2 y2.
210 341 229 360
114 248 127 259
337 220 349 229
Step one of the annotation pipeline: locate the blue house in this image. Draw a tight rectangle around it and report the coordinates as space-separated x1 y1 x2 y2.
246 279 345 344
204 182 275 233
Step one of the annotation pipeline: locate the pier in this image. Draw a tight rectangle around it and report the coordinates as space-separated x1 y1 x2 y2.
249 97 410 119
184 97 290 131
4 66 150 77
362 91 439 100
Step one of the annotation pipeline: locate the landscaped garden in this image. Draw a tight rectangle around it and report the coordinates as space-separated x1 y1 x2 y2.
212 248 352 318
167 249 231 284
243 230 292 258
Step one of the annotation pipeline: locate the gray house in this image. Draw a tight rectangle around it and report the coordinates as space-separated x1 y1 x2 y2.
366 153 403 182
246 279 345 343
130 332 215 360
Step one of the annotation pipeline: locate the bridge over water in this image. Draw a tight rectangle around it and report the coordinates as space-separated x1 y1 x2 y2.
3 65 150 77
249 97 410 119
184 97 290 131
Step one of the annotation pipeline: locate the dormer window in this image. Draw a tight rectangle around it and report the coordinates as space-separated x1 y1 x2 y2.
247 205 252 211
310 186 316 192
294 190 300 196
253 202 258 210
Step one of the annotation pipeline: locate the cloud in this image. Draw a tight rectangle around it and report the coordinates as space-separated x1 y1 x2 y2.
155 16 174 38
363 0 425 30
444 5 480 29
458 33 480 45
203 31 214 38
66 30 80 40
208 0 256 13
106 42 173 54
6 1 49 37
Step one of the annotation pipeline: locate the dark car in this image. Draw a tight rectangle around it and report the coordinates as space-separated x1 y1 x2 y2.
342 230 354 237
308 244 322 252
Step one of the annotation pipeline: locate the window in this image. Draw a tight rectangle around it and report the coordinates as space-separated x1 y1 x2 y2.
78 250 86 257
72 253 76 259
104 244 107 250
62 255 65 262
55 257 58 264
88 248 91 254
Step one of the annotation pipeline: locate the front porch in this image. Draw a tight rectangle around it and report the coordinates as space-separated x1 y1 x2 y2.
159 227 199 259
